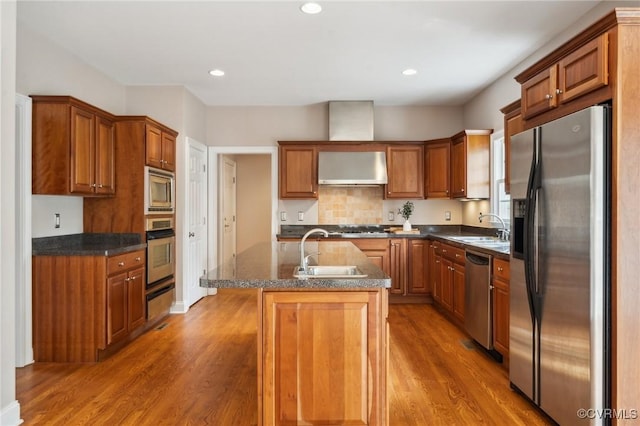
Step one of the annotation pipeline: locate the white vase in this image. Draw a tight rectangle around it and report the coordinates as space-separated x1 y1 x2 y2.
403 219 412 231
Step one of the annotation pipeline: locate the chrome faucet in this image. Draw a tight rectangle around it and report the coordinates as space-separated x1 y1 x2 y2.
299 228 329 273
479 213 510 241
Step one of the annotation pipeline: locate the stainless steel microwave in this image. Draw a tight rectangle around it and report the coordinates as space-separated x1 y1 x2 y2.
144 166 175 215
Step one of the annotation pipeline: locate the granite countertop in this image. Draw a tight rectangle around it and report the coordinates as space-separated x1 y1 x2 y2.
32 233 146 256
200 241 391 289
278 224 510 260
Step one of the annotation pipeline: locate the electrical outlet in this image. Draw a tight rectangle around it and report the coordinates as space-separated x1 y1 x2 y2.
298 211 304 221
280 211 287 221
388 211 395 221
445 211 451 221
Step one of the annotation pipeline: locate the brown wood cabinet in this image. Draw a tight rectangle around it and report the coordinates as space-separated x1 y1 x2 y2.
492 258 510 359
500 100 522 194
408 239 429 295
450 130 492 199
350 238 390 274
521 32 609 120
431 242 465 323
84 117 178 235
146 124 176 171
278 145 318 199
385 145 425 199
388 238 407 295
32 249 146 362
424 139 451 198
428 240 442 303
259 289 387 425
32 96 115 196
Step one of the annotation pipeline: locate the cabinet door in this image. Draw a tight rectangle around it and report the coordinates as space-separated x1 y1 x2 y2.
261 291 386 425
429 242 442 303
452 264 465 322
351 239 390 276
385 145 424 199
440 258 453 311
503 105 522 195
389 239 406 295
521 64 558 119
425 142 451 198
70 106 96 194
408 239 429 295
127 267 146 331
450 136 466 198
493 278 509 356
558 32 609 104
95 115 115 195
161 132 176 171
107 272 128 345
145 125 164 169
279 146 318 199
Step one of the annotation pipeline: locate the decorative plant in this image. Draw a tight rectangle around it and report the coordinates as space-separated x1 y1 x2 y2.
398 201 414 221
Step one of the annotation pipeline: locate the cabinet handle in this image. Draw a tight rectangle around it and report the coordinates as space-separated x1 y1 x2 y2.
545 94 553 100
118 261 125 267
460 188 465 192
91 183 97 188
436 260 440 264
498 267 503 272
130 276 136 281
455 254 461 258
125 277 131 282
556 89 563 95
135 257 141 262
98 184 103 188
442 249 447 253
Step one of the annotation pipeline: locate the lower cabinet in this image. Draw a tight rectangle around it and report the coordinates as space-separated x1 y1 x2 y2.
32 249 146 362
259 289 388 425
492 258 510 359
430 240 465 324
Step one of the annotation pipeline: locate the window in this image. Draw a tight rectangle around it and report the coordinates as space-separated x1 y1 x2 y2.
491 131 510 224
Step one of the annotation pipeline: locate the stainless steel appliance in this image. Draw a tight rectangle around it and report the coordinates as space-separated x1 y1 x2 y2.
464 250 493 350
510 105 610 425
146 217 175 285
145 217 175 320
318 151 388 185
144 166 175 215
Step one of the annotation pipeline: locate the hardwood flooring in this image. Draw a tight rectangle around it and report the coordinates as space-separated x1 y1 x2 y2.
17 289 552 425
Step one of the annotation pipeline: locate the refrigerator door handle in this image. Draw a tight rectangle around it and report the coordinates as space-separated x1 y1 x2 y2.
524 129 542 324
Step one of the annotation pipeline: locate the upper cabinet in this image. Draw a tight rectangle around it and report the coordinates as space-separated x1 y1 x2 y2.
145 124 176 172
500 100 522 195
450 130 492 199
424 139 451 199
32 96 115 196
519 32 610 121
385 144 424 199
279 144 318 199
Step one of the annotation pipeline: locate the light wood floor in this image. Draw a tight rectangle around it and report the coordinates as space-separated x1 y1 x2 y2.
17 289 552 425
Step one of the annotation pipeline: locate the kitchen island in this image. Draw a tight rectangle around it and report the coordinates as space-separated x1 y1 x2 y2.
201 241 390 426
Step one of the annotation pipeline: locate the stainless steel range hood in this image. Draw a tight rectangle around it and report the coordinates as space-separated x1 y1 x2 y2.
318 151 388 185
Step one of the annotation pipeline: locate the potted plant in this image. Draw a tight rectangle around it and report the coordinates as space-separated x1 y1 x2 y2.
398 201 414 231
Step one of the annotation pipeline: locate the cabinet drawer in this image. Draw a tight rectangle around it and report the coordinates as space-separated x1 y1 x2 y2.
441 244 465 264
493 258 510 281
107 250 145 276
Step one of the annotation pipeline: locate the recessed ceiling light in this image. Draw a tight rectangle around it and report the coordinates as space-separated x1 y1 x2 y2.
402 69 418 76
208 69 225 77
300 2 322 14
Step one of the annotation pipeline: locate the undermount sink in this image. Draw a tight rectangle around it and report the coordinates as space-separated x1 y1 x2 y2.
448 236 502 243
293 265 368 279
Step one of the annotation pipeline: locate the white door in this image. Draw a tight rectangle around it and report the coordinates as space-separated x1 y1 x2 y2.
220 156 237 269
186 138 208 307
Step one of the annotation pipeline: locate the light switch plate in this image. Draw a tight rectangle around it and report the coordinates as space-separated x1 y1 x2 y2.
445 211 451 221
298 211 304 221
54 213 61 228
280 211 287 221
388 211 395 221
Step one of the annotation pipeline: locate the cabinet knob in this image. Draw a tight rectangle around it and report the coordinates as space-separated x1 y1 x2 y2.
545 94 553 100
91 183 97 188
498 267 503 272
118 261 125 267
98 184 103 188
125 277 131 282
130 276 136 281
443 249 447 253
460 188 465 192
556 89 563 95
455 254 461 258
189 232 195 237
135 257 141 262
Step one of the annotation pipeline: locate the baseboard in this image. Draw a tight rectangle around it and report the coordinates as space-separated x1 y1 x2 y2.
170 300 188 314
0 400 23 426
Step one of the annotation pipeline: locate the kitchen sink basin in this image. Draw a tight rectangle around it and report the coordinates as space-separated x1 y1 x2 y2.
293 265 368 279
448 236 502 243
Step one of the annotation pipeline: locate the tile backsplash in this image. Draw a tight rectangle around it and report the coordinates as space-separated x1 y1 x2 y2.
318 186 383 224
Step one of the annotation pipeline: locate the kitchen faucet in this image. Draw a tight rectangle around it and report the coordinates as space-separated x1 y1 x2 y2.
478 213 510 241
299 228 329 273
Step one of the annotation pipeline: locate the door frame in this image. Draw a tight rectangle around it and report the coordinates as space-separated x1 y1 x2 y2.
208 146 278 272
219 155 237 268
183 137 211 305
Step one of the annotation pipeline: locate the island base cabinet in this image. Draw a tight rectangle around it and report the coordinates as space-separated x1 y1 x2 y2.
259 289 388 426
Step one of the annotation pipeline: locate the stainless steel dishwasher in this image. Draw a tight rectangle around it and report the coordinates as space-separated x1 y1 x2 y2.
464 249 493 350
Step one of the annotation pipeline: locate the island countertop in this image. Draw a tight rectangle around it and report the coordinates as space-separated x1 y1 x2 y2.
200 241 391 289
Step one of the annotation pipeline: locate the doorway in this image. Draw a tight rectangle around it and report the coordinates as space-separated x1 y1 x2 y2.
208 147 278 273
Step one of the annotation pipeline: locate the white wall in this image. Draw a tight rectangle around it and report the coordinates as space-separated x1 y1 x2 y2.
1 1 21 424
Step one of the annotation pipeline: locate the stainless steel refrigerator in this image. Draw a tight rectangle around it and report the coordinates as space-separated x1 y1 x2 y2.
510 105 610 425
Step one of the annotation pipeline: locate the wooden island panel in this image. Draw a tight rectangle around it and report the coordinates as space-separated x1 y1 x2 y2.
259 289 387 426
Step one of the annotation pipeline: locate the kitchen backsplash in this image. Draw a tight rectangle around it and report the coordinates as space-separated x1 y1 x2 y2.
318 186 383 224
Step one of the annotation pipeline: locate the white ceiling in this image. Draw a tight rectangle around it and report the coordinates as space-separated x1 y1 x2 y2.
17 0 606 106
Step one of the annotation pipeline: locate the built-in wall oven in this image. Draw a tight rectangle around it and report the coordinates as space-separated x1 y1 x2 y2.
146 217 175 320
